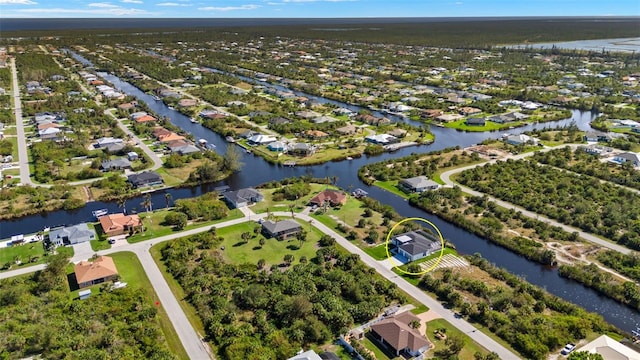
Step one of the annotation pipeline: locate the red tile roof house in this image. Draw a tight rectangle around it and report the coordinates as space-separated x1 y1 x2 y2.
99 213 143 237
309 189 347 207
74 256 119 289
370 311 433 358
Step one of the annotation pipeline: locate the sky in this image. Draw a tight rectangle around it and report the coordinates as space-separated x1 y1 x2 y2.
0 0 638 18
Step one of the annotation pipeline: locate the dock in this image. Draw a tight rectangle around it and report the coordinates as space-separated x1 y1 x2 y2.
283 161 296 167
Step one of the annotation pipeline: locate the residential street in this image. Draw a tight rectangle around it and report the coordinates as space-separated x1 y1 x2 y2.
439 145 635 255
9 57 39 187
0 208 521 359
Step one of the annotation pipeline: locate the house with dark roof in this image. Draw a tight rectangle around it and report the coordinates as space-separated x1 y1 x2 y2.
127 171 163 188
261 219 302 240
95 137 124 149
290 143 315 157
309 189 347 207
49 223 96 247
399 176 440 193
370 311 432 357
223 188 264 208
466 117 486 126
100 158 132 172
74 256 119 289
391 230 442 262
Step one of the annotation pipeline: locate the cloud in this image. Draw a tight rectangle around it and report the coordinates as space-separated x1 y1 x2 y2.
198 4 260 11
280 0 357 2
0 0 37 4
15 6 150 15
88 2 119 7
157 2 190 5
121 0 143 3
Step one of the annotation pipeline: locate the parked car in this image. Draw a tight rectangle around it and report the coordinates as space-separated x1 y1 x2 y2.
561 343 576 355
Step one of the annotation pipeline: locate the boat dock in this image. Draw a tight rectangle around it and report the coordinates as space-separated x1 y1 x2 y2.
283 161 296 167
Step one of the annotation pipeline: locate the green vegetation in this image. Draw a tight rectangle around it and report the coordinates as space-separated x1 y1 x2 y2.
425 318 490 360
215 220 320 267
419 256 619 360
0 253 176 360
533 146 640 191
457 158 640 250
160 228 406 359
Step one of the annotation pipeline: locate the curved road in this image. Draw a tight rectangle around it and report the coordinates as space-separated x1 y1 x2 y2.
0 208 520 359
440 145 635 255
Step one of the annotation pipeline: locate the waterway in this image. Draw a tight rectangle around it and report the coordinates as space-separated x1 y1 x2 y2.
4 51 638 332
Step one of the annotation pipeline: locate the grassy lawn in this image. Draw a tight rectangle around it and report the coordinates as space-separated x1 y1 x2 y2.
127 208 243 243
7 137 18 159
216 219 320 267
425 318 489 360
363 243 390 260
0 241 45 265
362 333 393 360
444 119 516 132
374 180 409 198
0 240 73 272
251 183 338 214
155 159 207 187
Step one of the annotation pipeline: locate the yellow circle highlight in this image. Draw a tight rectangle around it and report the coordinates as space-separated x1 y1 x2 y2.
385 217 445 276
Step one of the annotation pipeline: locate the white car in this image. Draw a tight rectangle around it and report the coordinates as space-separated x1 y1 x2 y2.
561 343 576 355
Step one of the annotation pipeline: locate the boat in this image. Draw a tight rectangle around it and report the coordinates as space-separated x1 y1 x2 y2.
168 106 175 110
346 156 353 160
152 95 160 101
190 117 198 123
92 209 108 218
225 136 236 143
198 139 208 147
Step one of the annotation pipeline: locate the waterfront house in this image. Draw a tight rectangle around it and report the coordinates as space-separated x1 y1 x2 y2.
399 176 440 193
290 143 315 156
49 223 96 247
127 171 163 188
267 141 286 152
365 134 399 145
309 189 347 208
223 188 264 208
610 152 640 167
98 213 143 237
336 124 358 135
391 230 442 262
466 117 486 126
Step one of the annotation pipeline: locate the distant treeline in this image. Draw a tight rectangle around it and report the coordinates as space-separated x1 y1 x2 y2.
2 18 640 48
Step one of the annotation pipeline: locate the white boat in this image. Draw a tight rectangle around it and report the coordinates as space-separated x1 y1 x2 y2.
92 208 108 218
198 139 208 147
225 136 236 143
152 95 160 101
346 156 353 160
168 106 175 110
190 117 198 123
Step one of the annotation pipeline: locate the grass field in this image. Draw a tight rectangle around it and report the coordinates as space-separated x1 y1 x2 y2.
0 241 73 271
127 208 243 243
444 119 517 132
425 318 489 359
216 219 321 267
374 180 410 198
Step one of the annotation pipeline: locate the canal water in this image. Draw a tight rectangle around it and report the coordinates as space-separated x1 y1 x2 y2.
4 51 637 332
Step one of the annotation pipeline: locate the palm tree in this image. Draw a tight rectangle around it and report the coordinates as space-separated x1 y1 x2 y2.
164 192 173 209
142 193 153 213
117 197 127 214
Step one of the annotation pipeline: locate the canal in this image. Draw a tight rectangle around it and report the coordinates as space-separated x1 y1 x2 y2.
4 51 638 332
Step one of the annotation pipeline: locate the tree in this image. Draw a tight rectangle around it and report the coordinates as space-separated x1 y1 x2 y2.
164 212 188 230
283 254 294 266
223 145 243 172
409 319 420 329
164 192 173 209
568 352 604 360
141 193 153 213
257 259 266 269
259 238 266 248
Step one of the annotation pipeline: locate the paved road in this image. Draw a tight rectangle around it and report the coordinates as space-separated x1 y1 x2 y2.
9 57 38 187
440 145 635 255
0 209 520 358
269 211 520 360
104 108 163 171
